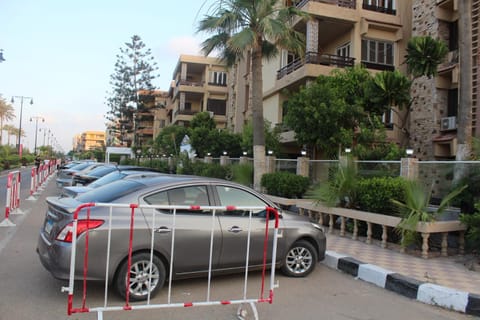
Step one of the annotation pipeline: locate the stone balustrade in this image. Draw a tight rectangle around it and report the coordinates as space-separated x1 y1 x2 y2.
266 195 466 259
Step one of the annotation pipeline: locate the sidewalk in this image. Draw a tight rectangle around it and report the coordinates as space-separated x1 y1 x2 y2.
324 231 480 316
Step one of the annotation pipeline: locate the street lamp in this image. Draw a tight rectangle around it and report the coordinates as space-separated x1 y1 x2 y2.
30 116 45 155
11 96 33 155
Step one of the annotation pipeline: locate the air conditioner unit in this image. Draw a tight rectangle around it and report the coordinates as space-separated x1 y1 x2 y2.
208 111 214 118
440 116 457 131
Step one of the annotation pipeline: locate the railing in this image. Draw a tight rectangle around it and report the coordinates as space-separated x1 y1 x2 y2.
267 196 466 259
361 61 395 71
362 2 396 15
294 0 356 9
277 52 355 80
177 79 204 87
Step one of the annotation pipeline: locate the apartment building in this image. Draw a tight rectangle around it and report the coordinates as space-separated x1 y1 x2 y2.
409 0 479 159
135 90 169 147
75 130 105 152
229 0 413 157
167 55 229 129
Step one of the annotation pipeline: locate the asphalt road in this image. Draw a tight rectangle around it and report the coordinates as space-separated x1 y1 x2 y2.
0 175 473 320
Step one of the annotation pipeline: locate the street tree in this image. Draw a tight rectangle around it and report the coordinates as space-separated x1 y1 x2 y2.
0 95 16 145
105 35 158 147
197 0 309 190
153 125 189 157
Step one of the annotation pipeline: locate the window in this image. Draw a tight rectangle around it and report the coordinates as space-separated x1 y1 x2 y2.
382 109 394 129
144 186 209 213
447 89 458 117
363 0 396 14
209 71 227 86
449 21 458 51
216 185 267 217
361 39 394 70
207 99 227 115
336 43 351 57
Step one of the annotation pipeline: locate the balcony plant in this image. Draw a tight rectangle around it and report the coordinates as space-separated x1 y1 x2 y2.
391 180 467 247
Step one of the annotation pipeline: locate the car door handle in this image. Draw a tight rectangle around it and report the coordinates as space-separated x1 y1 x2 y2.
154 226 171 234
228 226 242 233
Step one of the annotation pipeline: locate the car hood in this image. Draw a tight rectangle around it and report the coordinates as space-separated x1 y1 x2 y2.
280 210 312 223
63 186 92 194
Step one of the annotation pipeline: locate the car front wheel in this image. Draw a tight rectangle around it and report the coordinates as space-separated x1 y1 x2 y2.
115 253 166 301
281 240 317 277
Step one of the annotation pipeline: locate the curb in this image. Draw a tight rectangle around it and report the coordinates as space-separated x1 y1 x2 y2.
322 250 480 317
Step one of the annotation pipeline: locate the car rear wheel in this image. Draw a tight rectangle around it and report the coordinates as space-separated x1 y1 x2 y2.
115 253 166 301
281 240 317 277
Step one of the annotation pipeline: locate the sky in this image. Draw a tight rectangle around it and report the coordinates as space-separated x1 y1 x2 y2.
0 0 212 154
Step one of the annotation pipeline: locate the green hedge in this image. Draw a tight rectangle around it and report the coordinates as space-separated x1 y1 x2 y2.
356 176 407 216
261 171 310 198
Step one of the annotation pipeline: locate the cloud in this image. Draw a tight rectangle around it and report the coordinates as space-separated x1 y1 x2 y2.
165 36 202 56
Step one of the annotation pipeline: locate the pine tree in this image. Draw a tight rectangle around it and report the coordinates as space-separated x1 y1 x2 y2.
105 35 158 147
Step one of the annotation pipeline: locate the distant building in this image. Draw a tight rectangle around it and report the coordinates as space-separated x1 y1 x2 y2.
167 54 229 129
75 130 106 152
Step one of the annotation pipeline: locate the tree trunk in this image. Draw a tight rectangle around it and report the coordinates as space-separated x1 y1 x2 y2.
456 0 473 160
251 45 266 191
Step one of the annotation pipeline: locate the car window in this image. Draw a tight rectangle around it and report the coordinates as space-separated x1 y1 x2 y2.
89 171 126 188
144 186 209 214
215 185 267 217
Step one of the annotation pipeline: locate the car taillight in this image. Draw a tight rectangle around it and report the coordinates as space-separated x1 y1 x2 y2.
56 219 104 243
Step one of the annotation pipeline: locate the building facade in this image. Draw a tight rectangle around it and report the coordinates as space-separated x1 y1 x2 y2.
229 0 413 157
74 130 106 153
167 55 229 129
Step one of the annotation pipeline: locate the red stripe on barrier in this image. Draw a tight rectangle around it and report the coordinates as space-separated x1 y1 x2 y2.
184 302 193 307
124 204 137 308
190 205 200 210
226 205 236 211
221 300 231 305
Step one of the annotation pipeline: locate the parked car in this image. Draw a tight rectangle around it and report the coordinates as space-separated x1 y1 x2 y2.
37 175 326 301
71 165 160 186
63 169 163 197
55 161 98 187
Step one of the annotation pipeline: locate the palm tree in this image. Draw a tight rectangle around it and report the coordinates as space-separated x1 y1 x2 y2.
405 36 448 79
3 124 23 146
0 96 16 145
197 0 309 190
457 0 473 160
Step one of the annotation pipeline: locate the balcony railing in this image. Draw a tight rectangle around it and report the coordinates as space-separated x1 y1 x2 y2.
277 52 355 80
294 0 356 9
362 2 396 15
177 80 204 87
361 61 395 71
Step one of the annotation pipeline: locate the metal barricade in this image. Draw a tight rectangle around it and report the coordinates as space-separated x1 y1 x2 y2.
63 203 280 320
0 171 22 227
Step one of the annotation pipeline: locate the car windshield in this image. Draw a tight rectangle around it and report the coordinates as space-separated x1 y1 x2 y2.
89 171 127 188
85 165 116 177
69 162 94 171
76 179 144 203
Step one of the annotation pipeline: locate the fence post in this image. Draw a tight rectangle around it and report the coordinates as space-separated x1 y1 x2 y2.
265 155 276 174
220 155 230 166
400 157 418 180
204 156 213 164
296 156 310 177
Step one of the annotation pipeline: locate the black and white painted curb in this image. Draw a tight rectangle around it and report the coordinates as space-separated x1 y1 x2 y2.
322 251 480 317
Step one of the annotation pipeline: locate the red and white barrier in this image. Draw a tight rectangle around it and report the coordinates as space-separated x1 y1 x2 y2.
64 203 280 319
28 159 59 201
0 171 22 227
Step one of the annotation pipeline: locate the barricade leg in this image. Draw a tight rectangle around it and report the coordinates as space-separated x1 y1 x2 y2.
1 172 16 227
237 302 259 320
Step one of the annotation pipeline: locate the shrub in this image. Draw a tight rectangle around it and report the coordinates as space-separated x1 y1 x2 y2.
356 176 407 215
261 171 310 198
460 203 480 252
230 163 253 187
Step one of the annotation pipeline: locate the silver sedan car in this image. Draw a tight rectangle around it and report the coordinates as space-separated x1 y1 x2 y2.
37 175 326 301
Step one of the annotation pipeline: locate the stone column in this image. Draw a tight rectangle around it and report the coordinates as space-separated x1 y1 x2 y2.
265 155 276 173
296 156 310 177
306 19 319 53
204 156 213 164
220 155 230 166
400 157 418 180
239 156 250 165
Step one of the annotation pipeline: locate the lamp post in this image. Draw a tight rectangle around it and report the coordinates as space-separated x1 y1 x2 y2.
30 116 45 155
11 96 33 155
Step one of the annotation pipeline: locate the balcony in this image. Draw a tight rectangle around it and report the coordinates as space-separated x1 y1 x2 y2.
362 1 396 15
361 61 395 72
294 0 356 9
277 52 355 80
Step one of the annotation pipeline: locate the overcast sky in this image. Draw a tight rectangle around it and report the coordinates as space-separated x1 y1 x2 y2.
0 0 211 153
